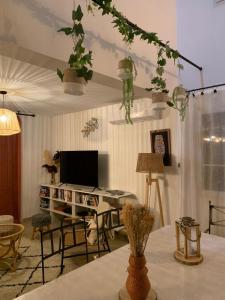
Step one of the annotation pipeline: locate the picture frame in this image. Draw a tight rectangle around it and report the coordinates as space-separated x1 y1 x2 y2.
150 129 172 166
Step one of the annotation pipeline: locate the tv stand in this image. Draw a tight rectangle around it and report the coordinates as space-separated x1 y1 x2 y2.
39 184 132 219
91 187 102 192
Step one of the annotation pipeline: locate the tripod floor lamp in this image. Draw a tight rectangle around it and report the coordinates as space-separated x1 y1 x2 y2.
136 153 165 227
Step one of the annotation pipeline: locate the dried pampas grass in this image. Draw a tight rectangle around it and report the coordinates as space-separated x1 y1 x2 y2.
122 204 154 257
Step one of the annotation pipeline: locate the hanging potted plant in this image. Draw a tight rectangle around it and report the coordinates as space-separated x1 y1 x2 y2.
146 46 170 112
118 56 137 124
167 85 188 121
57 4 93 95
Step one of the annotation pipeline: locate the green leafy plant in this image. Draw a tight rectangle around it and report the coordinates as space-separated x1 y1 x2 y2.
146 45 179 93
167 86 188 121
118 57 137 124
91 0 180 93
57 4 93 83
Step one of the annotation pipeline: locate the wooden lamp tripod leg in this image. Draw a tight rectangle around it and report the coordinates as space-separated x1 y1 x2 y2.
155 178 164 227
145 173 151 208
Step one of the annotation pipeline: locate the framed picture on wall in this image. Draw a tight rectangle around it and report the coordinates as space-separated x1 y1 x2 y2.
150 129 172 166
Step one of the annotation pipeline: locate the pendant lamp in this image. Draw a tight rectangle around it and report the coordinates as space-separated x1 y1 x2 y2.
0 91 21 136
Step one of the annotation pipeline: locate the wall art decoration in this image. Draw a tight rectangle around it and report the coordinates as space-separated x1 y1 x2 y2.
81 117 99 137
150 129 171 166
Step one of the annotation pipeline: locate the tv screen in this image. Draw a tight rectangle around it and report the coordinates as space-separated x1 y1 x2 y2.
60 151 98 187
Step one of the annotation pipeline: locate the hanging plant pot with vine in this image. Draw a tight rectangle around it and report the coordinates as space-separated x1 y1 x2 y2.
118 56 137 124
63 68 86 95
57 4 93 96
167 85 188 121
151 91 169 111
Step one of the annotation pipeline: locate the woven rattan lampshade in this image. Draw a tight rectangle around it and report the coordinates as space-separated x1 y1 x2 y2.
0 108 21 136
136 153 164 173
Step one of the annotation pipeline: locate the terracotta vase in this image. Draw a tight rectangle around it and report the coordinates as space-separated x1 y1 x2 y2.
126 255 150 300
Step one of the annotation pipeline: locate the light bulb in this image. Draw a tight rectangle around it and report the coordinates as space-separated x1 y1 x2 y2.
203 137 210 142
0 114 8 123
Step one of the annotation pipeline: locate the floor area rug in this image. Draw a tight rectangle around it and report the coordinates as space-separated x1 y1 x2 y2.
0 232 127 300
0 236 82 300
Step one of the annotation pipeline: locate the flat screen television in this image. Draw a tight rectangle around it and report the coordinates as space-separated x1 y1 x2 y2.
60 151 98 187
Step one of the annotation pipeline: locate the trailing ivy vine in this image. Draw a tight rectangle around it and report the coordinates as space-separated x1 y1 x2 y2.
91 0 180 92
57 4 93 82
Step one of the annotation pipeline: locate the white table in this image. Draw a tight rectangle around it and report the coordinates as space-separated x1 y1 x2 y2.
16 226 225 300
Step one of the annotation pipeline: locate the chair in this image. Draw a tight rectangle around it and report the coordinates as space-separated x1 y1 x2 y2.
39 204 123 284
0 223 24 271
40 224 69 284
208 201 225 234
60 203 123 274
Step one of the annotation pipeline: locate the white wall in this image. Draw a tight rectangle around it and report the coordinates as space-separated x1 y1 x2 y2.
177 0 225 89
21 115 52 219
51 100 182 225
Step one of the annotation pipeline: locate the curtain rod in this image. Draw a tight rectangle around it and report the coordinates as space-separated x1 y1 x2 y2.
17 112 35 117
91 0 203 71
187 83 225 93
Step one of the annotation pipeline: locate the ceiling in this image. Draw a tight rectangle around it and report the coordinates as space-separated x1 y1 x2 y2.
0 42 149 116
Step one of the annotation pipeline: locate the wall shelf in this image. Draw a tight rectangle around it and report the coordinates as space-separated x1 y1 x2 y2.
110 108 157 125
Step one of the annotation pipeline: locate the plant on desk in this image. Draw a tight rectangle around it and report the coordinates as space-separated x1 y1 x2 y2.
119 204 156 300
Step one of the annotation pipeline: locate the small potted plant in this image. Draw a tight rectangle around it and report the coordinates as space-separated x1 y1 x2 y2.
42 150 59 185
167 85 188 121
57 4 93 95
146 73 169 112
118 56 137 124
146 80 169 112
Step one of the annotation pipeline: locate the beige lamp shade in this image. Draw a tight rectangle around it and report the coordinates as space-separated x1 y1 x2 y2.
136 153 164 173
0 108 21 136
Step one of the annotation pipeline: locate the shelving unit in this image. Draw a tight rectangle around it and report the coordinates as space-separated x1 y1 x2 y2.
39 184 132 219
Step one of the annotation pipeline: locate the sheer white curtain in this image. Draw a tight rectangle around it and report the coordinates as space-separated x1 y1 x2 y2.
181 90 225 233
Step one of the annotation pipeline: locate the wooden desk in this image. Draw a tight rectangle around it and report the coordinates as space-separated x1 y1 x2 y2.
16 226 225 300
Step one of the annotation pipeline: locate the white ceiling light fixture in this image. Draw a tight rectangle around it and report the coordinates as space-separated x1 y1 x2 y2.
0 90 21 136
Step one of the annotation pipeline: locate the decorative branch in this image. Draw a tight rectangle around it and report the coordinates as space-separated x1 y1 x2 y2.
81 117 99 137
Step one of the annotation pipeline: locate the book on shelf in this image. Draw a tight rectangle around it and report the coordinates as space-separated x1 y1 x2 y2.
64 190 72 202
54 204 72 215
40 186 50 197
59 189 64 200
52 188 58 199
76 194 99 207
40 198 49 208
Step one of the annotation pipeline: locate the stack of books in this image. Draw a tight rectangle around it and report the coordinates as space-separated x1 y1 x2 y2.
40 186 50 197
76 194 99 207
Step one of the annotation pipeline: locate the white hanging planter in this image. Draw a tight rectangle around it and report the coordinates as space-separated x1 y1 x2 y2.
151 92 168 111
173 85 186 102
63 68 86 96
118 58 133 80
